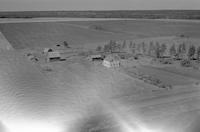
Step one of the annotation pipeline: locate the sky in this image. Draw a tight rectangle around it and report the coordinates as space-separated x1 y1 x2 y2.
0 0 200 11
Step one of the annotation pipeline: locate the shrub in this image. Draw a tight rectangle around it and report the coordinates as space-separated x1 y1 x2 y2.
188 45 196 60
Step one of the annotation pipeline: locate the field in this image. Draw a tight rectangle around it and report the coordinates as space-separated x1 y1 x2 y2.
0 18 200 132
1 19 200 50
1 10 200 19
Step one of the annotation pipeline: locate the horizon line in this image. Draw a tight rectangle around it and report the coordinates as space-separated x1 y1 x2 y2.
0 9 200 12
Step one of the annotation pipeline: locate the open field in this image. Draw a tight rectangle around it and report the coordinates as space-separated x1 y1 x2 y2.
1 19 200 50
0 18 200 132
0 21 137 49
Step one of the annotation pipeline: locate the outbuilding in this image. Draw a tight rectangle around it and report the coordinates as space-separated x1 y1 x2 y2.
87 54 104 61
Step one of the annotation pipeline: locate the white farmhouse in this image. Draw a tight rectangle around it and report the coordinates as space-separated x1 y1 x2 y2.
102 54 120 68
43 48 53 54
46 51 61 62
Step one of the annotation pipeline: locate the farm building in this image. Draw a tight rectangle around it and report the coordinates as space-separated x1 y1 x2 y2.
102 54 120 68
43 48 53 54
87 54 104 61
46 51 61 62
43 43 68 55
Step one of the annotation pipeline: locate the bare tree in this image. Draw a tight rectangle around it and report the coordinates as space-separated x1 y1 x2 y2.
169 44 176 57
160 43 167 57
103 44 110 52
177 43 187 59
129 41 133 49
196 46 200 62
116 43 122 52
141 42 146 55
155 42 161 58
122 40 127 49
148 41 154 56
188 45 196 60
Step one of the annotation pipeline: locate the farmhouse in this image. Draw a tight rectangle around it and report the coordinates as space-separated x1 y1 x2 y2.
103 54 120 68
46 51 61 62
43 48 53 54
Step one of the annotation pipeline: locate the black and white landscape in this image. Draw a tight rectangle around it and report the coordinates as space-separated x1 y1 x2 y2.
0 0 200 132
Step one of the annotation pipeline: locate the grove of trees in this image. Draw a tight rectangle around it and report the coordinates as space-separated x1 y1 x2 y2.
96 40 200 62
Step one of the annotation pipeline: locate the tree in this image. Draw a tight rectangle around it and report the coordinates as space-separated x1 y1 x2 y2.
177 43 187 59
182 42 186 54
96 46 102 52
132 42 136 54
169 44 176 57
104 44 110 52
148 41 154 56
132 42 136 49
136 43 142 53
122 40 127 49
155 42 161 58
109 40 117 53
177 43 182 56
188 45 196 59
160 43 167 57
103 40 116 53
129 41 133 49
116 43 122 52
141 42 146 54
196 46 200 61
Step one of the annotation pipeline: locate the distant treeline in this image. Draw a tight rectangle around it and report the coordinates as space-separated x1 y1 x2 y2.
0 10 200 19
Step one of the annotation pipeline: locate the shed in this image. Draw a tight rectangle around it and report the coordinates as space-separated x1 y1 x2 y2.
87 54 104 61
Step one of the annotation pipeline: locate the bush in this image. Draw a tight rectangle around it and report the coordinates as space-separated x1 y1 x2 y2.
180 59 192 67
